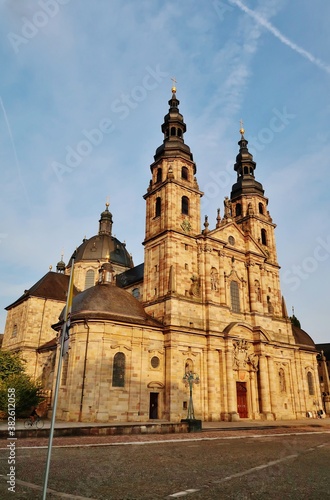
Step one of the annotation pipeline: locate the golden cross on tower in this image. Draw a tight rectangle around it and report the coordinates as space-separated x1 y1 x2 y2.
239 118 245 136
171 77 177 93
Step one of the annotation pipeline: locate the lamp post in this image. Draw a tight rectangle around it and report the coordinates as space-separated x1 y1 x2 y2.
183 371 200 420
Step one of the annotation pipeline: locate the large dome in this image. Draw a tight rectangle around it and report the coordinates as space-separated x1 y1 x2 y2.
67 204 133 270
72 234 133 268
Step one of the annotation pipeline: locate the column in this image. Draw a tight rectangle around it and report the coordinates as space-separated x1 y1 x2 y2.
258 355 272 418
225 343 238 420
267 357 278 417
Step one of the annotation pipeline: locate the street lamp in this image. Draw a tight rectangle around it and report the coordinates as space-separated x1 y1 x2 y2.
183 371 200 420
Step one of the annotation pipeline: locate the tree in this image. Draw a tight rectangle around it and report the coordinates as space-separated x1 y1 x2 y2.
0 351 25 380
0 351 43 417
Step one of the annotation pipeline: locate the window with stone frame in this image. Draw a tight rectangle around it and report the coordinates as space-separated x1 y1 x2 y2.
11 324 18 338
230 280 240 313
279 368 286 392
155 197 161 217
307 371 315 395
112 352 125 387
181 196 189 215
85 269 95 290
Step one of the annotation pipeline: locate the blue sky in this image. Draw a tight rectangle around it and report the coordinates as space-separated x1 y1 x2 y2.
0 0 329 343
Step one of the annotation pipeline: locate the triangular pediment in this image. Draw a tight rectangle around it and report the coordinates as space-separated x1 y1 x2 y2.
206 221 267 258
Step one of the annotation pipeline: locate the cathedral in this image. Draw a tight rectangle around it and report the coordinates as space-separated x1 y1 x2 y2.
2 86 323 422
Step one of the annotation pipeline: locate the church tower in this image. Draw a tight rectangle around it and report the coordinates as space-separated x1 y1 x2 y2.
230 125 278 265
143 85 203 321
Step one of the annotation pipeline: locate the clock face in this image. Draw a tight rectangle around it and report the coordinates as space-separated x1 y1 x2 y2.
181 219 191 233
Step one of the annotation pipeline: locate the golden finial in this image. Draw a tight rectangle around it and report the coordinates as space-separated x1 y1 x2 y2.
49 265 52 271
105 196 110 208
239 118 245 136
171 76 177 93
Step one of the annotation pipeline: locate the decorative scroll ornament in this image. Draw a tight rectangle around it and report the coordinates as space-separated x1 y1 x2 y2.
181 218 191 233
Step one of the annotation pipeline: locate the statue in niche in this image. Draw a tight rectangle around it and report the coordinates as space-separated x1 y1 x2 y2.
189 275 201 297
210 267 219 291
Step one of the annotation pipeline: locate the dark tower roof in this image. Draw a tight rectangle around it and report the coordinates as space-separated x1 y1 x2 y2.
230 127 264 200
153 86 196 170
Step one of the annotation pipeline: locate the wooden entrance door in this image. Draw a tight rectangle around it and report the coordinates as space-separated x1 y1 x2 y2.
236 382 248 418
149 392 159 419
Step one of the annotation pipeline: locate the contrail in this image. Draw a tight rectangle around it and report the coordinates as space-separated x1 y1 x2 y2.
229 0 330 75
0 97 31 209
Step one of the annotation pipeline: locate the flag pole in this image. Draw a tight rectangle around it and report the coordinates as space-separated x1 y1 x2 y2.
42 254 75 499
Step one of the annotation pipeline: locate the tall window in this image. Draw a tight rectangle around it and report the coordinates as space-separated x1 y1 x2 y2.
85 269 95 290
230 281 240 313
155 197 161 217
259 202 264 214
185 358 194 373
156 168 162 183
235 203 242 216
182 196 189 215
261 228 267 245
279 368 286 392
307 371 314 395
181 166 188 180
112 352 125 387
11 324 17 338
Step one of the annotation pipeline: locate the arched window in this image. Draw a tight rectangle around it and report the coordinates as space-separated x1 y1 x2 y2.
261 228 267 245
170 127 176 136
307 371 314 395
279 368 286 392
235 203 242 216
258 202 264 214
84 269 95 290
155 197 161 217
185 358 194 373
132 288 140 299
177 129 182 138
244 166 249 175
181 166 189 180
181 196 189 215
156 168 162 183
112 352 125 387
230 281 240 313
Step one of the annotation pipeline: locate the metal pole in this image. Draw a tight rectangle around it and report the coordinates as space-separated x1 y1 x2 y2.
41 257 75 499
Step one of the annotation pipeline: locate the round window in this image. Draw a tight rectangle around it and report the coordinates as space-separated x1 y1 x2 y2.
151 356 160 368
228 236 235 246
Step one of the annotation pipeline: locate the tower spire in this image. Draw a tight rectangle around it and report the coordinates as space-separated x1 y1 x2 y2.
230 125 264 200
153 85 195 166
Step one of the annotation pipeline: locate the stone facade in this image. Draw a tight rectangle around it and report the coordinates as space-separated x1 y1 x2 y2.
1 88 323 423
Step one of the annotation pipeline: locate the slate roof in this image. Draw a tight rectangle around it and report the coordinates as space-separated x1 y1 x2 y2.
292 325 317 350
5 272 79 310
116 263 144 288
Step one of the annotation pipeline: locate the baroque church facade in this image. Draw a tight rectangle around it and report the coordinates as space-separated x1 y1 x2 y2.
2 87 323 422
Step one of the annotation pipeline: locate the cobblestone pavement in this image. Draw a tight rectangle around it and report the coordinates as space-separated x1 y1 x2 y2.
0 422 330 499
